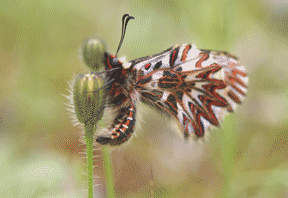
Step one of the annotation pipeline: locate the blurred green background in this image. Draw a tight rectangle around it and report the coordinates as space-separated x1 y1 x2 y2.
1 0 288 197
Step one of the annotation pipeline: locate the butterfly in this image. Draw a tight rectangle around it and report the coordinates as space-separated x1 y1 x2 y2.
96 14 248 146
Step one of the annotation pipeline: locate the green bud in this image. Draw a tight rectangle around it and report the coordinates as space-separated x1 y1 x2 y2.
82 39 107 72
73 73 107 125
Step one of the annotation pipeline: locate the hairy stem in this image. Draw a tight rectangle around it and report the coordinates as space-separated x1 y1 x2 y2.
85 123 96 198
102 146 116 197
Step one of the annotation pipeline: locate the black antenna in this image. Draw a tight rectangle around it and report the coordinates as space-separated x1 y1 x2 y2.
115 14 135 57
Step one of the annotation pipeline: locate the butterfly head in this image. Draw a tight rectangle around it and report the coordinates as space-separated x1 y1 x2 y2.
104 54 123 76
104 14 134 76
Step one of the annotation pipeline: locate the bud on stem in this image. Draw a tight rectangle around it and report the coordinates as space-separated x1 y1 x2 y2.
71 73 107 198
73 73 107 126
82 39 107 72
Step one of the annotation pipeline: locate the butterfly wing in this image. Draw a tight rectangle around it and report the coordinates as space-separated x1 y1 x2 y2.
133 44 248 138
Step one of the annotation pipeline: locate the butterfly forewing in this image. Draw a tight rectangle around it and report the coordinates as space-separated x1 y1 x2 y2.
132 44 248 139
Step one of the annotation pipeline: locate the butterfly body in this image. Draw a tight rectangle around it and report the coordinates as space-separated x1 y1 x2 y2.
96 43 248 145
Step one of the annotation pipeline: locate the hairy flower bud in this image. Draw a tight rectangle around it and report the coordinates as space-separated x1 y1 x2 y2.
73 73 106 125
82 39 106 72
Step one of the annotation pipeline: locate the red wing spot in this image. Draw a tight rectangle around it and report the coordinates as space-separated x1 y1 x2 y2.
227 61 241 70
232 68 247 77
169 47 180 67
195 63 221 79
193 99 219 126
194 115 205 137
191 121 202 137
228 80 246 96
145 63 151 70
171 50 177 66
196 53 209 68
228 90 241 104
182 115 190 135
230 70 247 88
197 129 204 137
181 44 191 62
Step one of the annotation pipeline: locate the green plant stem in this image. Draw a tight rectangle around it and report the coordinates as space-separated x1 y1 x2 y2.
85 123 96 198
102 146 116 198
221 115 236 198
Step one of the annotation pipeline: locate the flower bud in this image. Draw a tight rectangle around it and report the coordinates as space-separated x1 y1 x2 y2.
82 39 106 72
73 73 106 125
